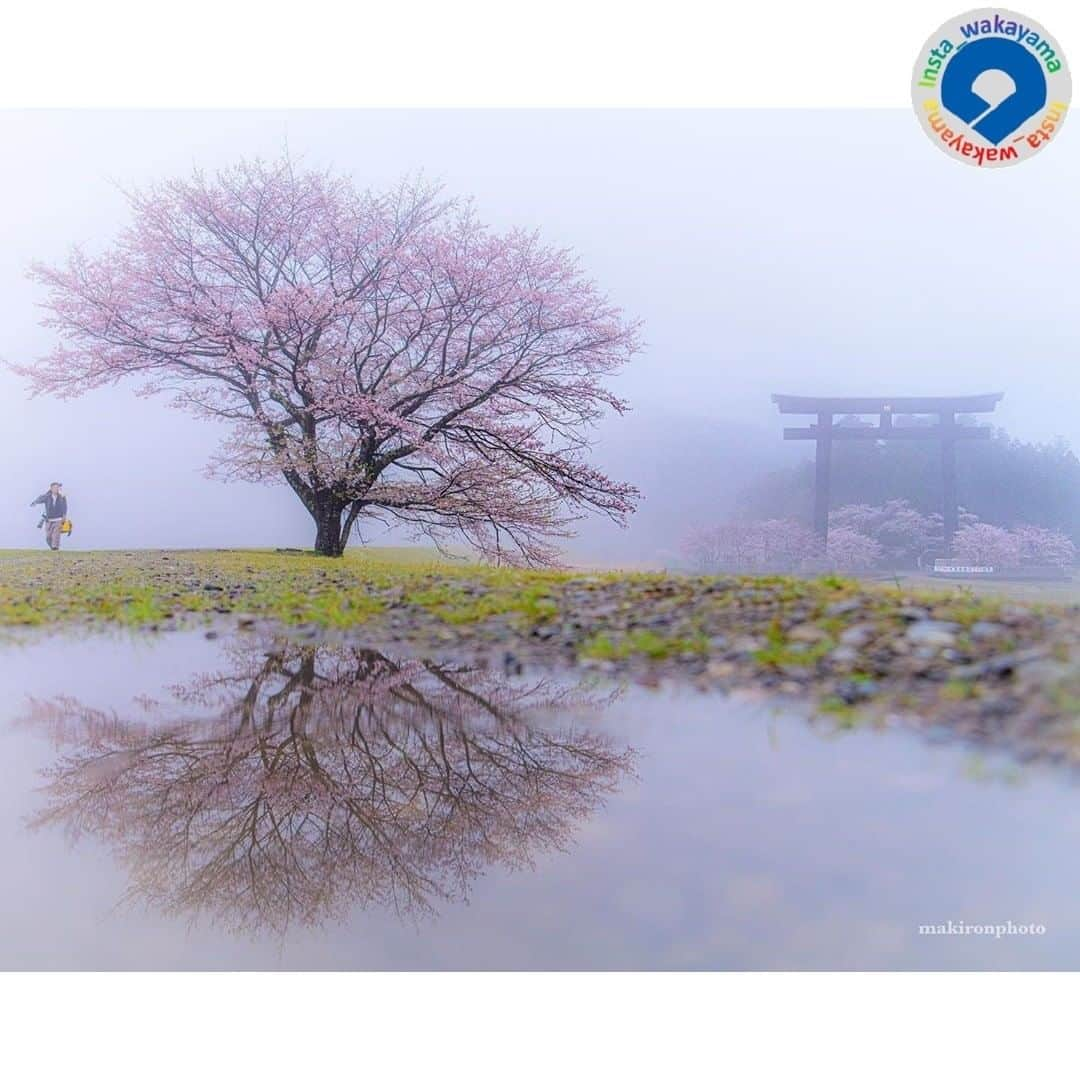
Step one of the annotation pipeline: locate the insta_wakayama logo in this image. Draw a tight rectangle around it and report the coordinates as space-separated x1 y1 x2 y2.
912 8 1071 167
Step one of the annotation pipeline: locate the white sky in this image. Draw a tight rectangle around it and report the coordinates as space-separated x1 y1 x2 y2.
1 109 1077 555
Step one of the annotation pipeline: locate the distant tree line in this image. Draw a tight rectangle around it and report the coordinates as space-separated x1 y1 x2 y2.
681 506 1075 574
740 427 1080 539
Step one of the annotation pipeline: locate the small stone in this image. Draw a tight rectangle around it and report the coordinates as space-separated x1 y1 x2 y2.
730 636 765 655
905 653 937 675
706 660 737 679
839 624 873 647
825 599 862 617
979 697 1021 720
1014 659 1071 689
829 645 859 666
952 654 1019 680
970 621 1006 641
789 624 828 644
906 620 959 647
998 605 1030 626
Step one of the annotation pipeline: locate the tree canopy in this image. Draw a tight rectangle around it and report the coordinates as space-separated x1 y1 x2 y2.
20 158 640 560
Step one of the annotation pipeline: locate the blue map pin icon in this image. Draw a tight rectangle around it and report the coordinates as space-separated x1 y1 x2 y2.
941 37 1047 144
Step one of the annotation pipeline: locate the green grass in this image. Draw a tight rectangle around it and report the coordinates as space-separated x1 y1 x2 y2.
753 640 833 668
405 580 560 625
0 547 579 630
0 547 1047 657
941 679 978 702
818 696 860 726
579 630 709 662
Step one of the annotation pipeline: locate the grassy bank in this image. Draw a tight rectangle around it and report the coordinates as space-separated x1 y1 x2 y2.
0 546 1012 635
0 546 1064 638
6 547 1080 760
0 547 572 629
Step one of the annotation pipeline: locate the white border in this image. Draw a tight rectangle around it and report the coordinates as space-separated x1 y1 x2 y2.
3 0 1078 107
5 0 1080 1072
2 972 1078 1077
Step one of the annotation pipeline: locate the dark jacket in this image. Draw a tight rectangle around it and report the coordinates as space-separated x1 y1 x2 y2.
31 491 68 519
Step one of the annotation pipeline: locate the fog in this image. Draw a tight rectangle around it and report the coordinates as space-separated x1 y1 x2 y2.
1 110 1076 563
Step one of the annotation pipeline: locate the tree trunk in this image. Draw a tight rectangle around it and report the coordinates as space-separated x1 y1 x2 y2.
311 493 347 557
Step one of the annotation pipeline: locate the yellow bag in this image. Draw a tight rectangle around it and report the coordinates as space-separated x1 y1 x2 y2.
60 519 73 535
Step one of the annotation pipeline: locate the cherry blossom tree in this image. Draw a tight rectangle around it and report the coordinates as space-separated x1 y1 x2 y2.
19 158 640 560
1012 524 1076 567
828 499 940 566
823 526 883 572
950 522 1076 568
681 517 890 574
951 523 1022 567
680 519 821 573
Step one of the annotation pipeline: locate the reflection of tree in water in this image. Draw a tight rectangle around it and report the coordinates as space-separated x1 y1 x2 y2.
25 640 634 936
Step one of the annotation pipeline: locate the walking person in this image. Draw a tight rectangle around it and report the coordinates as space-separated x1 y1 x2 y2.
30 482 69 550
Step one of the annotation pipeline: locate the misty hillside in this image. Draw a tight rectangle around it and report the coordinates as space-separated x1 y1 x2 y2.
568 410 801 566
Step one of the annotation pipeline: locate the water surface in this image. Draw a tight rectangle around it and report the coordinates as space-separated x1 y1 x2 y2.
1 630 1078 970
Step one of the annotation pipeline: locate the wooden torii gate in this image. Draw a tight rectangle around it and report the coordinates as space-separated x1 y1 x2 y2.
771 393 1004 548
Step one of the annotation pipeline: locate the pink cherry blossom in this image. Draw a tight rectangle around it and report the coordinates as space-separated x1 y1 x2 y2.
680 519 822 573
1009 524 1075 566
951 523 1022 567
823 526 884 572
828 500 940 565
18 157 641 561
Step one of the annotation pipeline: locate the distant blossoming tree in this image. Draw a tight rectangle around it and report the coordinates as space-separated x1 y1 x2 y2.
681 517 886 575
951 523 1022 567
1012 524 1076 567
681 504 1075 577
951 522 1076 568
823 526 883 572
680 519 820 573
19 158 640 560
828 499 940 565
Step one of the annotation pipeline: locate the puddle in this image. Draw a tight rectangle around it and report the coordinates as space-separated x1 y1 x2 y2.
1 630 1078 970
